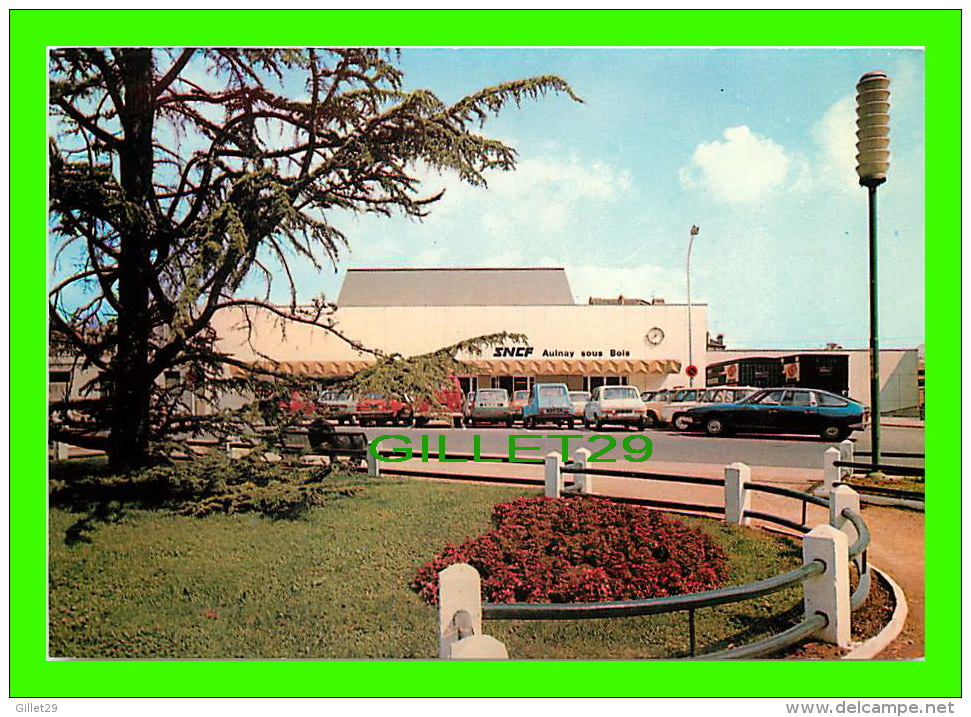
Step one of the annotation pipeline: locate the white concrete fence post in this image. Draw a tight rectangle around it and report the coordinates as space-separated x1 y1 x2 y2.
365 448 381 477
55 442 69 461
544 451 564 498
838 440 855 480
571 447 592 494
802 524 851 647
437 563 509 660
822 446 841 493
724 462 751 526
829 485 863 571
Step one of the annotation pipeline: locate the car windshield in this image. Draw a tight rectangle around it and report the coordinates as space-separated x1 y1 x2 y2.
538 386 567 398
477 390 507 401
363 393 384 400
513 391 529 401
752 390 786 405
641 391 656 401
570 392 591 401
604 387 640 400
319 391 351 401
673 389 702 402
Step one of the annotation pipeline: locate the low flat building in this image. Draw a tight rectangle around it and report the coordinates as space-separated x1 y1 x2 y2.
212 267 708 396
706 347 921 416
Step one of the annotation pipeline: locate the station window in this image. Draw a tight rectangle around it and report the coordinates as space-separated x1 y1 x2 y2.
585 376 629 392
513 376 533 392
492 376 532 393
457 377 478 396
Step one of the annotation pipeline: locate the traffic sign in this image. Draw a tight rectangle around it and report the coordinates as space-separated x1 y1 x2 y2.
685 365 698 378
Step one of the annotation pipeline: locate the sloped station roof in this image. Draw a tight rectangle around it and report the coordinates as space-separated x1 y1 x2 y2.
336 267 576 307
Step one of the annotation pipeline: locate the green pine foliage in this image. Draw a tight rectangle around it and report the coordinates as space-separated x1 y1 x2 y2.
48 48 579 468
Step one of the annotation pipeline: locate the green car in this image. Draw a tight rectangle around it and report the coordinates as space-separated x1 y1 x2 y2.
465 388 514 427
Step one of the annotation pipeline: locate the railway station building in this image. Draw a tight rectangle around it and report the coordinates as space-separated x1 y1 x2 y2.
211 267 707 396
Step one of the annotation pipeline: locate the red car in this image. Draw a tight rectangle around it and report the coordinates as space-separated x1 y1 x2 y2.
509 389 530 422
413 377 465 428
279 391 318 417
355 392 411 426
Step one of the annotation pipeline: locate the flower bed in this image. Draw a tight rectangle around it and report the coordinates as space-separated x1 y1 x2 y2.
412 496 728 605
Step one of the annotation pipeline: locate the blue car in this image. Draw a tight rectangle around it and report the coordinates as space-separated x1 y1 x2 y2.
682 387 868 441
522 383 575 429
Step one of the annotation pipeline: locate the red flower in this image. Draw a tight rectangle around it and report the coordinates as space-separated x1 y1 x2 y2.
412 497 727 605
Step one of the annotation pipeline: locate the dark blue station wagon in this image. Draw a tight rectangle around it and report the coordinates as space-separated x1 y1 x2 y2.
682 387 868 441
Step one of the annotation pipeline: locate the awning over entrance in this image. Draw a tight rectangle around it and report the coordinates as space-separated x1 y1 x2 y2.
233 358 681 377
470 358 681 375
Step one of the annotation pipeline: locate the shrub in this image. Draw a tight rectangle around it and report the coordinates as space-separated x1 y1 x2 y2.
411 496 728 605
49 453 361 520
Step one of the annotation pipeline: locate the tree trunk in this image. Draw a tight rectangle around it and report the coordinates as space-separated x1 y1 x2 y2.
107 48 155 472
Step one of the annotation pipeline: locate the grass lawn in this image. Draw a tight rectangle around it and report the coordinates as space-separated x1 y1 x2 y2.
50 476 803 659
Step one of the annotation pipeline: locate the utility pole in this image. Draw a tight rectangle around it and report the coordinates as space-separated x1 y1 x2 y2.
855 71 891 470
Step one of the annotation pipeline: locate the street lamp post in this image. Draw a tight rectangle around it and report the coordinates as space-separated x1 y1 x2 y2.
686 225 700 387
855 71 891 470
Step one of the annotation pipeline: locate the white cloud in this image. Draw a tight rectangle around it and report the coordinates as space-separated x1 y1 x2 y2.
554 260 684 305
422 153 634 235
811 96 859 196
680 126 793 204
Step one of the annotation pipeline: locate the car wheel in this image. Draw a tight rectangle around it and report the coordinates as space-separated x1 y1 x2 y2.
821 425 850 442
637 417 646 431
644 412 658 428
568 419 575 429
704 416 729 437
673 414 692 432
506 418 513 428
595 417 604 431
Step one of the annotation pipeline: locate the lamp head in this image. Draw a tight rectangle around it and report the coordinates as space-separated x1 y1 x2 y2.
855 71 890 187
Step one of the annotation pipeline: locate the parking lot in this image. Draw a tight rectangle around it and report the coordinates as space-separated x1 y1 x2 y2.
350 422 924 473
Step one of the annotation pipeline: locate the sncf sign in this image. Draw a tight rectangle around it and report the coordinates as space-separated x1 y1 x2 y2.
493 346 535 358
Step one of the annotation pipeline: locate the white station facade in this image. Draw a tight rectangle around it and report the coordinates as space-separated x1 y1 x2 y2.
212 267 707 395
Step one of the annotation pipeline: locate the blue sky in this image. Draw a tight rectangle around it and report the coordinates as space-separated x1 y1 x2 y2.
278 47 924 350
50 47 925 351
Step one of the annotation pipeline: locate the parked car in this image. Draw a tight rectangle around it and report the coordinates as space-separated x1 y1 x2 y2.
640 390 658 403
640 388 683 427
569 391 591 419
681 387 868 441
354 392 411 426
662 386 759 431
279 390 318 418
464 388 513 427
315 390 357 425
522 383 574 429
413 377 465 428
584 385 648 430
509 389 530 421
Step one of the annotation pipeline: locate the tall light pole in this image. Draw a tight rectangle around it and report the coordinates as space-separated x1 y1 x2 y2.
686 225 700 387
855 71 890 470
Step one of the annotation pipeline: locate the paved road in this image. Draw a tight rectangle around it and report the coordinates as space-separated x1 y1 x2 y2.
351 423 924 471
